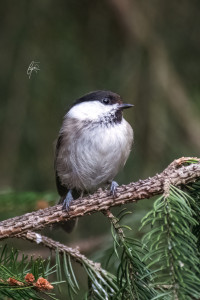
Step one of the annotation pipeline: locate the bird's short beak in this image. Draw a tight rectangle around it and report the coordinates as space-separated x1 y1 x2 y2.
118 103 134 110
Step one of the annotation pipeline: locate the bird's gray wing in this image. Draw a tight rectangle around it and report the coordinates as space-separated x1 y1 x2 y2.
54 134 69 198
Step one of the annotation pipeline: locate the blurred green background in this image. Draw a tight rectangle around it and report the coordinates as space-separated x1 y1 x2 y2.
0 0 200 297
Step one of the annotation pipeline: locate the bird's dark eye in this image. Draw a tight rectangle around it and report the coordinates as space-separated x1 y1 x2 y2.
102 98 110 105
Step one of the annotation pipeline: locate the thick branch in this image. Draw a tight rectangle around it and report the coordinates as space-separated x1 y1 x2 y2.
0 157 199 240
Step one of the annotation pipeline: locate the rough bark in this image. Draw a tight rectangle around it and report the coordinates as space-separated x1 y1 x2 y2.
0 157 199 240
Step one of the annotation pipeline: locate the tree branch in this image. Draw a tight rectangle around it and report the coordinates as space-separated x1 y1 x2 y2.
21 231 102 271
0 157 199 240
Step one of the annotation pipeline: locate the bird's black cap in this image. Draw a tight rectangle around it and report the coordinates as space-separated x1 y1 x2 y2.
73 90 122 107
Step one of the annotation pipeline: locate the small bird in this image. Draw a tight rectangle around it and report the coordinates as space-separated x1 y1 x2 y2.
55 90 133 232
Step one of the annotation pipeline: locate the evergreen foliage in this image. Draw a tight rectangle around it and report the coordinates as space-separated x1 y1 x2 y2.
55 249 118 300
0 245 59 300
1 181 200 299
141 184 200 299
184 181 200 251
105 209 158 299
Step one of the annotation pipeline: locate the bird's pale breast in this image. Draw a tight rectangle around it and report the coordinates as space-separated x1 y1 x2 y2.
56 117 133 192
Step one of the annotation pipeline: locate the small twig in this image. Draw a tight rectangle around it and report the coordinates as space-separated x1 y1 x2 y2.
20 231 115 294
104 210 125 240
165 157 199 171
21 231 102 271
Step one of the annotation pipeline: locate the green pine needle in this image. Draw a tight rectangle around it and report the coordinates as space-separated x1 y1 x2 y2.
0 245 59 300
141 184 200 299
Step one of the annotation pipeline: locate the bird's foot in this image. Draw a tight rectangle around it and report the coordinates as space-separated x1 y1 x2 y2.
62 190 74 211
110 181 119 198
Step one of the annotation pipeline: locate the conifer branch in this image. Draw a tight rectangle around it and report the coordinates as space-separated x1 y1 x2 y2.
104 209 158 298
20 231 119 298
21 231 102 272
0 157 199 240
141 184 200 299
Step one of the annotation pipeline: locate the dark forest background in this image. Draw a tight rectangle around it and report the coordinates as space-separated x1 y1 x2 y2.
0 1 199 296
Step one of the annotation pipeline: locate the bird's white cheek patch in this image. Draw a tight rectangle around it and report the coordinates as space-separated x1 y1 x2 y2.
67 101 118 121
